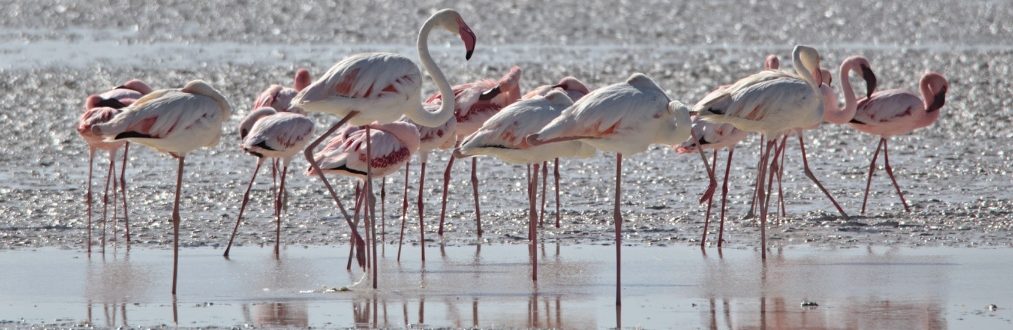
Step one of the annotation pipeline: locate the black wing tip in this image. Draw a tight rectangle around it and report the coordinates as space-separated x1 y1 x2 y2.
114 131 154 140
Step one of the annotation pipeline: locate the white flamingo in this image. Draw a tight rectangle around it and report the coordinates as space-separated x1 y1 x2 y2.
527 73 696 305
91 80 232 295
290 8 475 288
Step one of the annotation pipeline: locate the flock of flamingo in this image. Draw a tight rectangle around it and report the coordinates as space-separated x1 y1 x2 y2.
75 9 949 304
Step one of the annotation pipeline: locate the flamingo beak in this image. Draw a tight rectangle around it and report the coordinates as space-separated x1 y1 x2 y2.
95 97 129 109
458 19 476 60
479 86 501 101
860 64 878 98
927 85 947 112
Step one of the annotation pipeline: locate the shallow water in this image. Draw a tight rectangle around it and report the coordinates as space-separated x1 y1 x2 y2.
2 244 1011 328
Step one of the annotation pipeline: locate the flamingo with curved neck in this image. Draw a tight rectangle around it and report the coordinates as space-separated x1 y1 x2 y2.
846 69 949 214
822 56 878 124
291 8 476 289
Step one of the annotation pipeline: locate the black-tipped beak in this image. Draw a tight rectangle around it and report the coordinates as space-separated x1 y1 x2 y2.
479 86 501 101
860 64 878 98
550 83 565 90
240 129 248 140
927 85 947 112
466 49 474 61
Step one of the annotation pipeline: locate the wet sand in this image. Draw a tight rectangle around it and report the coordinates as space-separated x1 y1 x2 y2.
2 244 1012 328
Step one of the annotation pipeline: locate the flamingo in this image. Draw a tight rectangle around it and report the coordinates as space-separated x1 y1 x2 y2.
78 79 153 252
291 8 474 288
456 90 595 282
677 55 779 248
394 116 456 262
90 80 232 294
309 121 421 278
223 69 315 258
431 66 523 238
521 77 592 228
526 73 695 305
223 109 314 257
821 58 949 214
695 45 844 260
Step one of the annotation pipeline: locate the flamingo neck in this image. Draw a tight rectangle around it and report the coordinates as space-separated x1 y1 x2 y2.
824 62 860 124
792 49 818 89
919 75 934 111
410 14 456 127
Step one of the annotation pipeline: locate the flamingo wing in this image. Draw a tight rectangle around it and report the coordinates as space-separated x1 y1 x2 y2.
850 89 923 125
536 82 666 142
294 53 421 114
244 113 315 153
106 90 224 140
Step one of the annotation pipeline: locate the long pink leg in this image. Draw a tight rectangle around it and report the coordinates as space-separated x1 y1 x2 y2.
381 177 387 246
110 151 119 244
860 139 884 214
417 161 427 262
529 163 540 282
437 154 456 236
701 150 717 248
776 136 787 218
223 158 263 257
86 149 95 254
171 156 185 295
554 158 561 228
347 183 364 271
763 138 784 224
271 160 278 217
539 161 547 228
717 147 734 247
365 126 378 289
745 136 765 219
397 164 409 261
757 137 774 260
101 152 115 253
303 114 359 248
120 143 130 243
470 158 482 236
614 153 623 305
798 134 849 218
274 162 289 257
882 139 911 212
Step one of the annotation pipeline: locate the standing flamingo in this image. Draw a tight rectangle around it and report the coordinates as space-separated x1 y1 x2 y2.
309 121 421 279
291 8 475 288
526 73 695 305
677 55 779 248
522 77 592 227
394 116 456 262
223 69 315 258
78 79 153 252
456 90 595 282
822 58 948 214
223 108 314 257
695 45 842 260
432 66 523 238
91 80 231 295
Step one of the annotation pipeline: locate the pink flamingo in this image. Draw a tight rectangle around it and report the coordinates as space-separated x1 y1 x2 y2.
521 77 592 228
457 90 594 282
309 121 421 277
527 73 695 305
822 58 949 214
677 55 779 248
695 45 842 260
91 80 231 295
431 66 523 238
223 108 314 257
394 116 456 262
78 79 152 252
291 9 474 288
223 69 315 258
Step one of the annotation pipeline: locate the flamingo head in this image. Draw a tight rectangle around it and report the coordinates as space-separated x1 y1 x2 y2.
764 55 780 70
551 76 591 101
293 69 312 91
923 72 948 112
435 9 477 60
118 79 153 95
85 95 128 110
479 66 523 103
238 107 277 140
842 56 877 98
